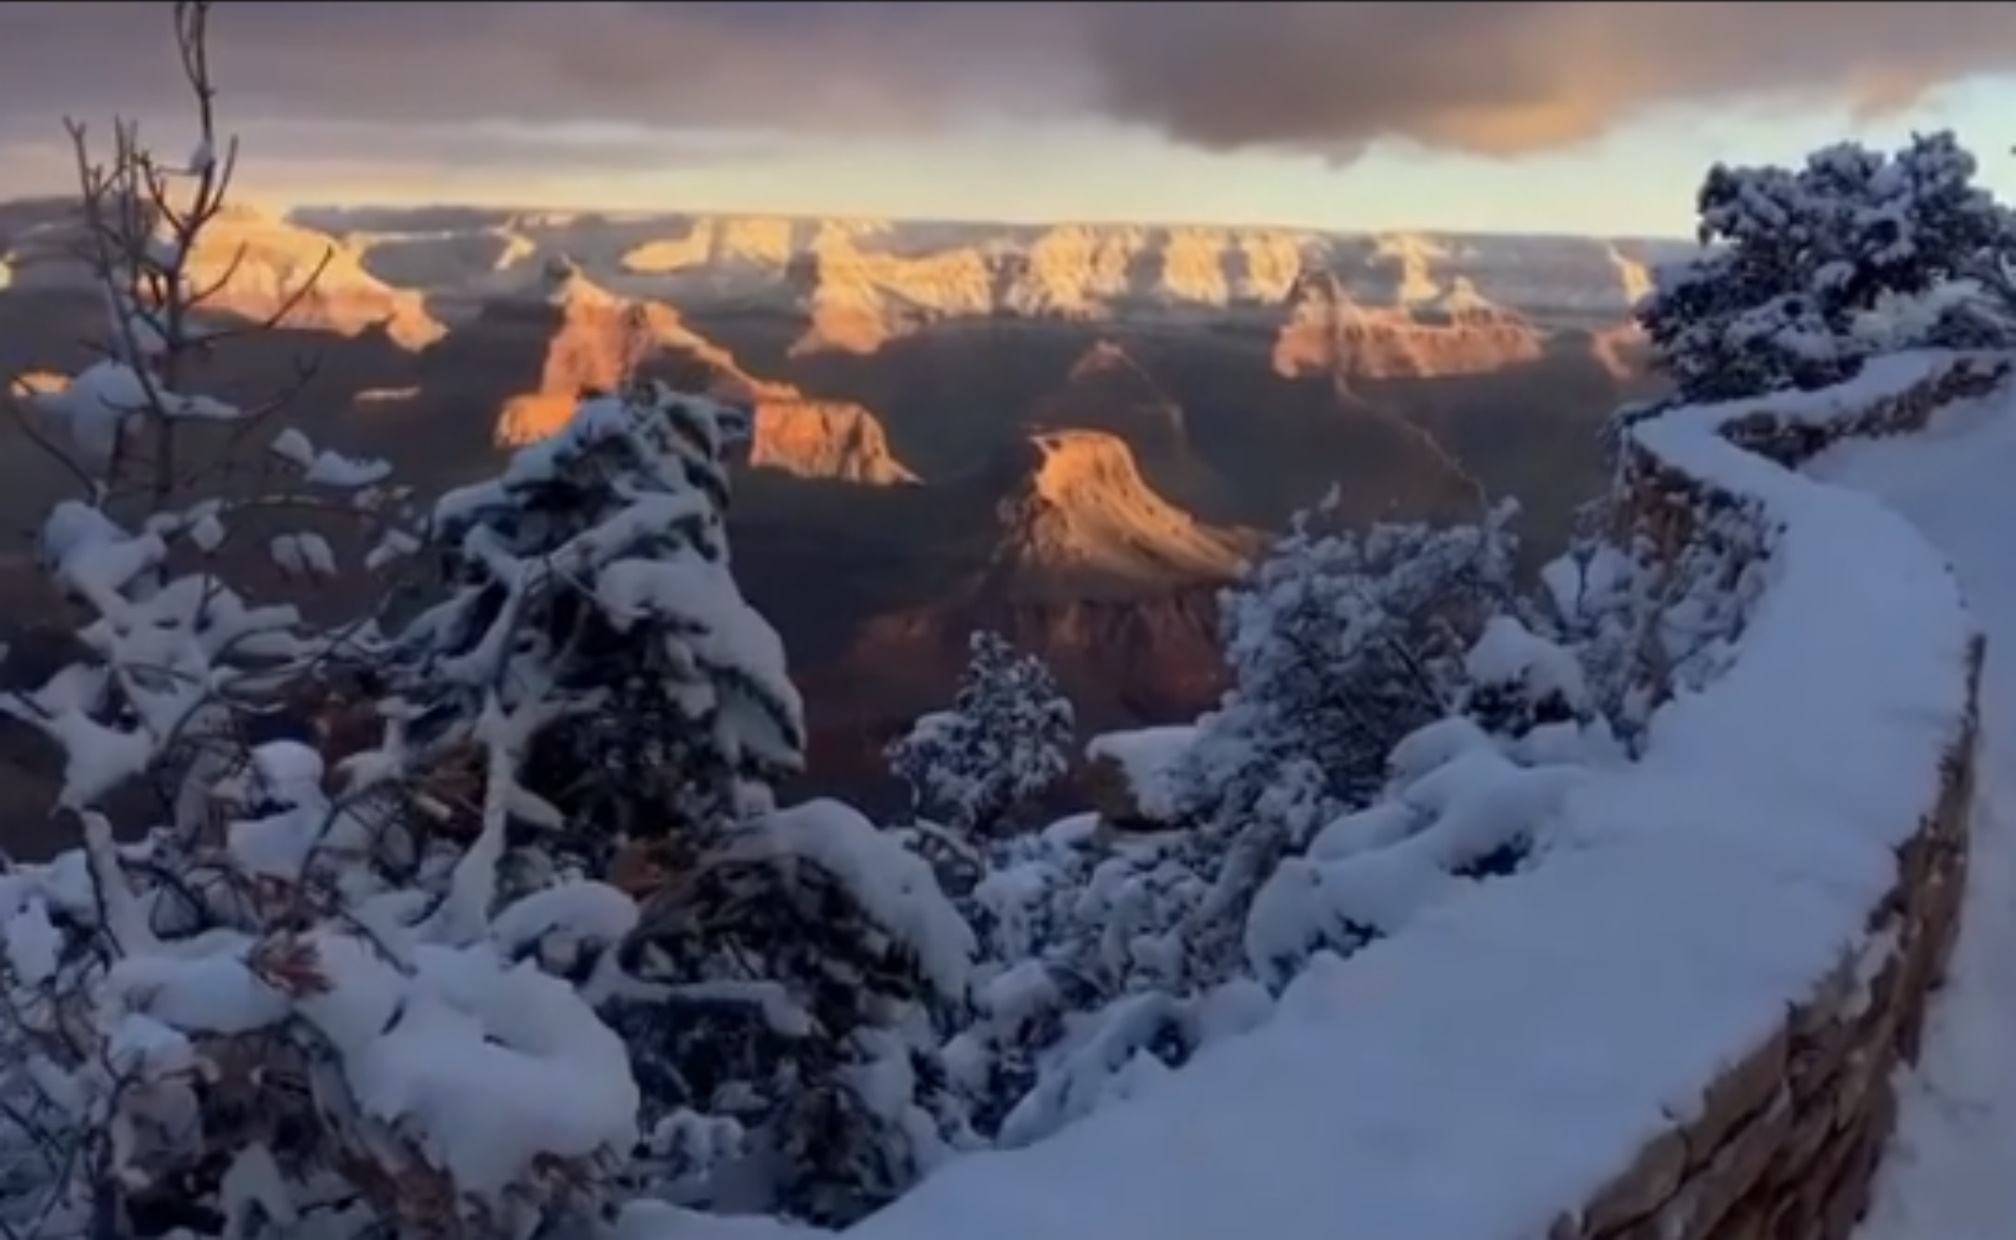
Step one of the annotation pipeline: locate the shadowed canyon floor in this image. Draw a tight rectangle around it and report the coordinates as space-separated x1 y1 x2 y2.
0 204 1673 851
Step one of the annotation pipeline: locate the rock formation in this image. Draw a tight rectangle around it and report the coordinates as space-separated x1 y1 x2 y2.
1272 270 1545 380
291 206 1684 385
0 202 445 350
339 225 540 308
622 214 805 278
489 256 916 485
980 429 1249 599
1025 341 1232 512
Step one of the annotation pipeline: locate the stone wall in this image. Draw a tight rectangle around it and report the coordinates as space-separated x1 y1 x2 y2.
1566 635 1978 1240
1562 357 1999 1240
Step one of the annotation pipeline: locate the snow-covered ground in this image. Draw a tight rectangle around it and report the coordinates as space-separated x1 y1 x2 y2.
1812 391 2016 1240
758 358 1974 1240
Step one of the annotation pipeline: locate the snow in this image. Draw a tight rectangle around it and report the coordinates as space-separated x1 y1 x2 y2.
270 425 393 489
748 799 976 996
816 356 1982 1240
1803 385 2016 1240
1463 614 1587 708
28 358 242 469
270 530 337 577
887 632 1073 832
1084 726 1196 821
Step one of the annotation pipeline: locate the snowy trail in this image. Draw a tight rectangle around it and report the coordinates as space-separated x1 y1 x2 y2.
1810 400 2016 1240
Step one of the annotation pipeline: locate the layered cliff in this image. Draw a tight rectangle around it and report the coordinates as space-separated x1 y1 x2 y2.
488 257 916 485
811 430 1247 749
1272 270 1545 380
2 203 445 349
981 429 1249 600
302 206 1687 387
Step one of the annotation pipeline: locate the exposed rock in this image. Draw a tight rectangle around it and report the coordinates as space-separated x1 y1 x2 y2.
341 225 540 305
1001 226 1144 317
1272 270 1544 380
981 429 1251 600
1590 323 1654 381
1027 341 1231 513
622 214 804 277
837 584 1229 740
1 202 444 350
747 427 1255 794
1036 341 1192 446
744 397 916 485
489 257 916 485
290 208 1691 390
788 223 998 355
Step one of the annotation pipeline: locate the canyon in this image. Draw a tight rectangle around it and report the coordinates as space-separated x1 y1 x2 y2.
0 201 1680 831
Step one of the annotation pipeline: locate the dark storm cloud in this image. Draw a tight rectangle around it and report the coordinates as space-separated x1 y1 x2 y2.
0 1 2011 174
1077 2 2016 158
0 2 1081 142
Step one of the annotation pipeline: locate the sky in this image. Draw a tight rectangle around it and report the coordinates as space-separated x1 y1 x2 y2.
1 1 2015 237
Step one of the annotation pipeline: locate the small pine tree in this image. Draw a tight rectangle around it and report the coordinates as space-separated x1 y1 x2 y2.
388 382 972 1225
390 378 804 874
885 630 1075 837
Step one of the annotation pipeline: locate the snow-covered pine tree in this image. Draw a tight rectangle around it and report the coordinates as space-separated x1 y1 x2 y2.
885 630 1075 839
389 378 802 873
386 381 973 1225
0 7 643 1237
1638 130 2016 404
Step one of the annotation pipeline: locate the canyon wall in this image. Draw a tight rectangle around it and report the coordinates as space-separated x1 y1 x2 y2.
294 206 1691 363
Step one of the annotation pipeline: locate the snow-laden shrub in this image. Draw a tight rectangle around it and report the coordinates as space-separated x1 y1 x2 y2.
1640 129 2016 404
0 739 642 1240
938 572 1630 1150
0 8 643 1233
1542 448 1777 757
1245 618 1621 989
1150 493 1524 991
885 631 1075 841
611 798 976 1225
1174 493 1522 842
939 816 1230 1145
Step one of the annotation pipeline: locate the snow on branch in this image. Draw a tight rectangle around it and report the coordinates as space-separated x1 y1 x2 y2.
885 631 1075 840
0 5 638 1236
1638 130 2016 404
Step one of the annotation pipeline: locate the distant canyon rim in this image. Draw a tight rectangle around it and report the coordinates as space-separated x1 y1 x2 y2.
0 201 1678 847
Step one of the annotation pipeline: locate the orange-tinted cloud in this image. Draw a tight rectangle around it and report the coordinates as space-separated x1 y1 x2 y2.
0 1 2010 186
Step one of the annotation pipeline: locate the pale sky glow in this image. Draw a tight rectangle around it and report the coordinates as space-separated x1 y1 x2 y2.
0 3 2012 237
224 79 2016 237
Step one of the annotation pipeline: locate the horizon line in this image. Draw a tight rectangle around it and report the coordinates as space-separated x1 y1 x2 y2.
258 198 1700 246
